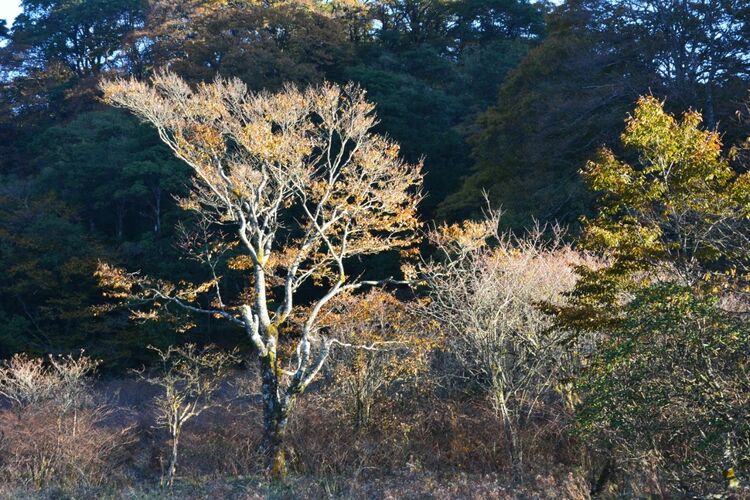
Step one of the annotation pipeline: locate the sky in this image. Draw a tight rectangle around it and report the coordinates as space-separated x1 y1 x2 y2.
0 0 21 27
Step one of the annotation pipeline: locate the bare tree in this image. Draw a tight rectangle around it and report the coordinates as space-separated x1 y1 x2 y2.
419 211 596 477
141 344 238 488
98 71 422 478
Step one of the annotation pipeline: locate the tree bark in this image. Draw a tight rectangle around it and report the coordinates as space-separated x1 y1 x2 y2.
166 428 180 488
116 203 125 241
497 392 522 480
704 80 715 130
265 410 290 481
260 353 291 481
591 455 613 495
153 185 162 235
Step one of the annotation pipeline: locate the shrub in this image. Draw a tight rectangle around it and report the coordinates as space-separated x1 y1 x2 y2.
577 283 750 495
419 212 598 476
0 403 136 490
321 289 436 430
0 352 99 410
0 352 136 491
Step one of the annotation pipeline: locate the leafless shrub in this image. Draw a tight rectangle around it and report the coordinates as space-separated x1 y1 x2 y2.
0 403 136 491
0 352 99 410
0 404 136 490
0 352 138 491
419 210 600 477
176 404 265 478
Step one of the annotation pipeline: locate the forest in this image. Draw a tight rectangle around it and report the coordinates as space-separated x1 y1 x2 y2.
0 0 749 497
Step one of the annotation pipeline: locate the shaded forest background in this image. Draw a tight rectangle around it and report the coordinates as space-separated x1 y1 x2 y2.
1 0 749 368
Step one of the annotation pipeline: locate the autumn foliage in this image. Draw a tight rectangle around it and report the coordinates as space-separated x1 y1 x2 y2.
3 0 750 495
97 72 422 478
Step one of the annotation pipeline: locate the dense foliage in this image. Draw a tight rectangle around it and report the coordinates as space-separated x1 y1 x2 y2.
560 96 750 495
578 283 750 493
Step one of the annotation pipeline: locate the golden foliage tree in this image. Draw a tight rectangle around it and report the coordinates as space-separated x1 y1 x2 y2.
563 96 750 330
560 97 750 494
98 71 422 478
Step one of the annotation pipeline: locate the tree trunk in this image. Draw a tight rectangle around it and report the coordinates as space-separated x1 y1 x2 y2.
153 186 162 235
704 80 715 130
354 395 365 430
166 428 180 488
591 455 613 495
354 395 372 430
260 353 291 481
265 410 290 481
116 203 125 241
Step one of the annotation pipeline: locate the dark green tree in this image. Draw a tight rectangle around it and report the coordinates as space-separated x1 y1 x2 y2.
353 0 545 217
343 61 468 215
594 0 750 128
143 0 353 89
447 0 750 228
10 0 145 77
33 109 188 243
0 180 178 367
0 183 96 356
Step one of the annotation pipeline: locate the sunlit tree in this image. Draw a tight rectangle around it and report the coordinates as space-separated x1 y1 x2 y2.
97 71 422 478
562 97 750 494
570 95 750 325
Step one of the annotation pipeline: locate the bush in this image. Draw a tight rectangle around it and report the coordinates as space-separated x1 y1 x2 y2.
0 352 136 491
321 289 435 430
419 213 598 476
0 403 136 490
0 352 99 410
577 283 750 495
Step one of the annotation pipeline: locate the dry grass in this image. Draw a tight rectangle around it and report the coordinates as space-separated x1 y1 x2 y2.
0 235 697 497
0 369 720 497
